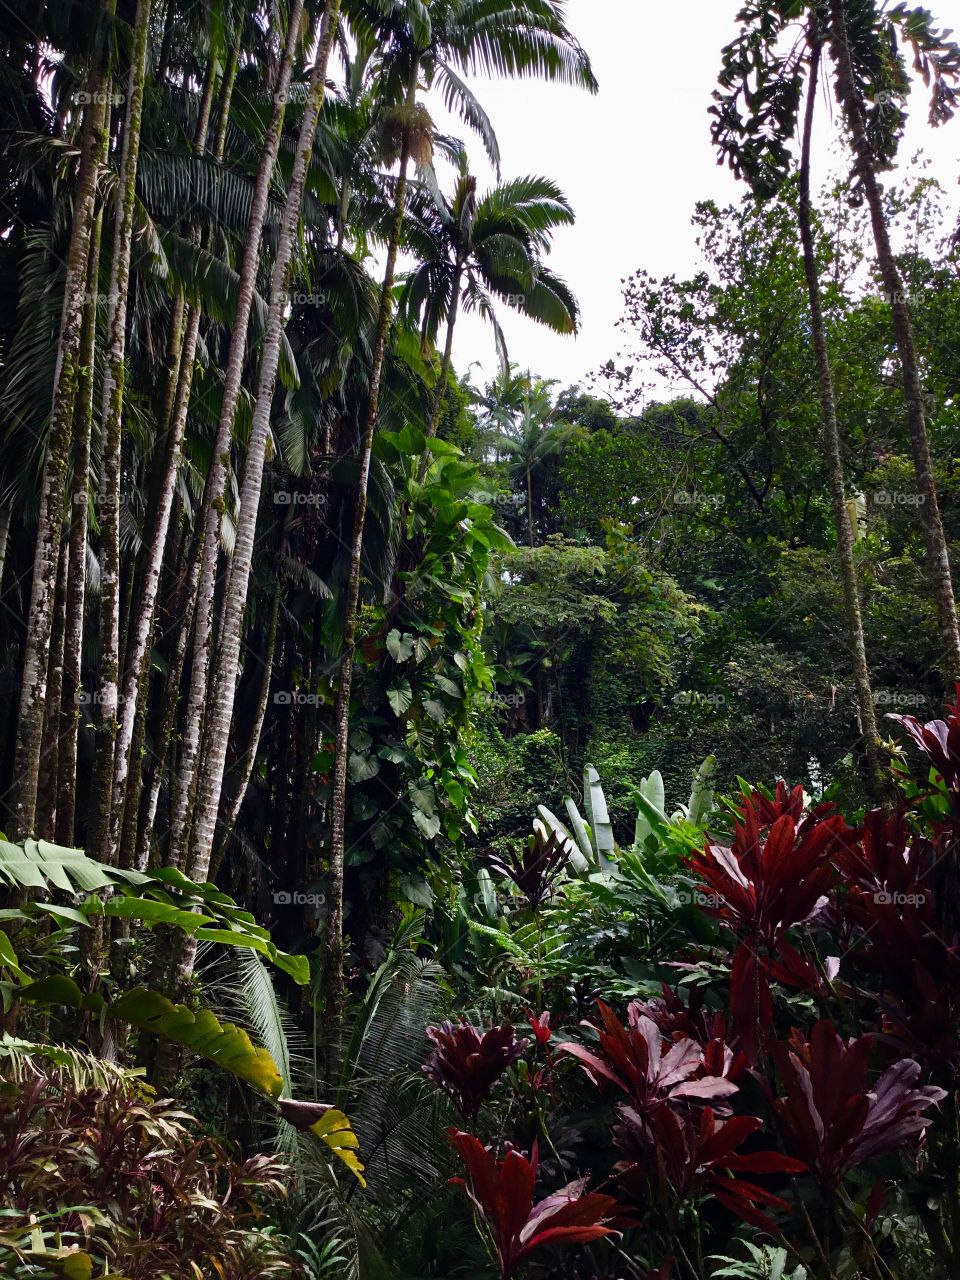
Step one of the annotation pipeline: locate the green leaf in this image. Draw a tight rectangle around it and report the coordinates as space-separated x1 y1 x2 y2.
386 629 415 661
413 809 442 840
387 680 413 716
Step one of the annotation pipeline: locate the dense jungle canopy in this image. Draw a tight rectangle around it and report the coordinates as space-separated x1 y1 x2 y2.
3 2 960 1278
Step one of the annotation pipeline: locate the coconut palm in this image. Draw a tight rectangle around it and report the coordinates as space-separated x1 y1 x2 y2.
483 375 577 546
399 155 579 438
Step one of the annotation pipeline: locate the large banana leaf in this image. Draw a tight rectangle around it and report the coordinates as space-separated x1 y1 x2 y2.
0 839 308 985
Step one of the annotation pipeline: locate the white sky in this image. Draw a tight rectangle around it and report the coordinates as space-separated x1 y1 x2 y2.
426 0 960 400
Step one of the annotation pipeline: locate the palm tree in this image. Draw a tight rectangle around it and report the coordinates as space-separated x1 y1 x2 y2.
400 156 579 438
714 0 960 678
324 0 597 1017
107 9 244 868
186 0 346 886
484 375 575 546
826 0 960 676
165 0 309 871
797 27 886 798
6 3 115 840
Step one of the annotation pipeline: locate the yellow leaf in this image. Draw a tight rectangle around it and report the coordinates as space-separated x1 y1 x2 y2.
308 1108 366 1187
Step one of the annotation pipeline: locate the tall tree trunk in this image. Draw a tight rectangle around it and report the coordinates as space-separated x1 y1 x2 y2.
526 462 535 546
188 0 343 882
798 38 886 801
107 49 226 865
425 264 462 438
36 537 69 837
166 0 305 869
208 580 283 881
325 56 421 1021
136 548 200 870
829 0 960 678
8 29 113 840
88 0 154 864
58 206 105 846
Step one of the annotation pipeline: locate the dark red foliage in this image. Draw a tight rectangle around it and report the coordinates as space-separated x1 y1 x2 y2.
687 792 856 1058
832 810 960 1078
487 828 569 911
889 686 960 794
772 1021 946 1185
615 1103 805 1234
423 1021 528 1120
557 1000 738 1117
632 985 749 1083
689 803 852 948
447 1129 620 1278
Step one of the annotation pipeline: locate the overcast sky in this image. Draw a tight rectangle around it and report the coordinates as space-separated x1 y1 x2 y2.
426 0 960 402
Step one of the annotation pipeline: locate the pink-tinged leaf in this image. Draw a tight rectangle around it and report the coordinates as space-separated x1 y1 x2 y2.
556 1040 628 1092
669 1076 739 1101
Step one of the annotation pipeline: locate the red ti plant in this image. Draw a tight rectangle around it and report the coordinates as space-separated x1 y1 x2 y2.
772 1020 946 1186
889 686 960 799
423 1021 528 1122
557 1000 739 1118
687 791 855 1058
487 828 569 912
447 1129 621 1278
615 1103 806 1233
834 808 960 1079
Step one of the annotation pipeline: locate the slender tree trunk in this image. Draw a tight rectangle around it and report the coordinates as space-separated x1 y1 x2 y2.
107 51 224 864
8 35 112 840
188 1 343 882
166 0 305 869
36 537 69 837
798 39 886 801
58 206 105 846
527 462 535 545
425 264 462 438
136 548 200 870
88 0 154 864
325 56 421 1021
0 504 10 589
209 581 283 881
829 0 960 678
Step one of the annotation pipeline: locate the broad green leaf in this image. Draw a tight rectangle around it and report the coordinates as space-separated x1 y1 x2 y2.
387 680 413 716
